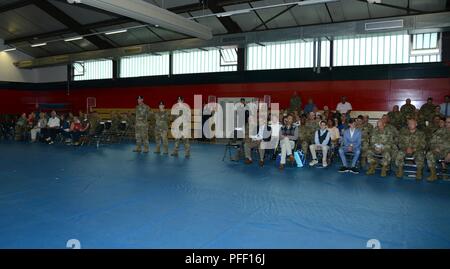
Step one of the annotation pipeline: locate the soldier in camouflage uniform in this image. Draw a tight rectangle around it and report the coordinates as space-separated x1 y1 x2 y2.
299 112 318 157
388 105 403 130
366 120 396 177
171 96 190 158
381 114 399 144
394 118 426 180
423 115 441 141
426 117 450 181
14 113 28 141
154 101 170 154
87 112 100 136
289 91 302 114
134 96 150 153
357 115 373 168
418 97 437 129
400 98 416 124
110 111 121 133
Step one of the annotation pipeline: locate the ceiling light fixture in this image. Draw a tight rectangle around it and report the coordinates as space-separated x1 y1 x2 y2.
64 36 84 42
2 47 17 52
105 29 128 35
31 43 47 48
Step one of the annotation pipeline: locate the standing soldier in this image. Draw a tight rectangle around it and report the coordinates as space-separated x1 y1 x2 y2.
134 96 150 153
171 96 191 158
388 105 403 130
418 97 437 128
366 120 396 177
400 98 416 123
394 118 426 180
154 101 170 154
289 91 302 114
426 117 450 181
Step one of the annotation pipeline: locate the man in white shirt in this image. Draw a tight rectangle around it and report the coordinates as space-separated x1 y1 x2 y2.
336 96 352 115
309 120 331 167
43 110 61 144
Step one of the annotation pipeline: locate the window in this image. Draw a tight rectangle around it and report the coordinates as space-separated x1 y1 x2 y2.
120 53 170 78
410 33 441 62
73 59 113 81
333 33 441 66
172 48 237 75
246 39 330 71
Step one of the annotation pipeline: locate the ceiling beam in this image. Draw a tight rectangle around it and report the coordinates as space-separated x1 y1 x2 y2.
5 0 258 45
356 0 425 14
0 0 33 13
208 0 243 33
251 4 297 31
5 17 134 44
31 0 114 49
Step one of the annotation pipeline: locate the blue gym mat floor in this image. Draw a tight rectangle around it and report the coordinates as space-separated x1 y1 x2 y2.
0 141 449 249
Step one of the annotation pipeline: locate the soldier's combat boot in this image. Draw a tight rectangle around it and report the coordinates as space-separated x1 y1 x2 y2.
143 146 149 153
133 145 142 153
360 158 367 169
380 165 388 177
396 166 403 179
427 166 438 182
154 147 161 154
416 167 423 181
366 162 377 175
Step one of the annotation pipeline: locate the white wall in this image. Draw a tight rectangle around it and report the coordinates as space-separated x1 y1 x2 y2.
0 39 67 83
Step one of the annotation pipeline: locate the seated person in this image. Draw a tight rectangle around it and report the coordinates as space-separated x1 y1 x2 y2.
70 117 90 146
338 118 362 174
425 116 450 181
394 118 426 180
279 114 298 170
244 115 270 166
43 110 61 145
366 120 396 177
309 120 331 167
15 113 28 141
60 114 72 143
30 112 47 142
327 118 340 149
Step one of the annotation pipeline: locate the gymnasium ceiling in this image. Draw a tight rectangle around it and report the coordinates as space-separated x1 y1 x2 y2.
0 0 449 58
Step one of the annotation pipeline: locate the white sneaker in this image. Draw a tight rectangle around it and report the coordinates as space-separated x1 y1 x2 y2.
322 161 328 168
309 159 318 166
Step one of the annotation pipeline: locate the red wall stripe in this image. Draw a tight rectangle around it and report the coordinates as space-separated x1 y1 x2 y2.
1 78 449 114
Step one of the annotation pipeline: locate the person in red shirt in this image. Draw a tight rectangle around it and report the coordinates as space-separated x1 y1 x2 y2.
70 117 90 146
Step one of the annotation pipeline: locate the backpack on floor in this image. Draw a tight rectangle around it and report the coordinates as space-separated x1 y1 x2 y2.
294 150 306 168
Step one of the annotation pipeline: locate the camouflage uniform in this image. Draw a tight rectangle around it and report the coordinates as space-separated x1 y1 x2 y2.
395 128 426 179
424 123 440 142
359 122 374 167
418 103 437 128
388 111 403 130
135 103 150 152
426 127 450 180
299 120 318 156
385 123 399 144
367 127 396 176
88 114 100 136
400 103 416 122
172 103 190 157
15 116 27 141
289 95 302 113
154 109 170 154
